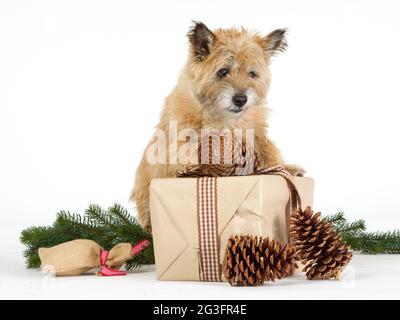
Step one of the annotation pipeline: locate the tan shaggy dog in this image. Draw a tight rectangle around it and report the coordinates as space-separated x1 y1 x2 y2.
131 22 304 231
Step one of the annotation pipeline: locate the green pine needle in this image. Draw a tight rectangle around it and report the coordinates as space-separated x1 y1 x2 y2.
20 204 154 270
324 213 400 254
108 203 137 226
324 211 347 225
20 204 400 271
85 204 116 228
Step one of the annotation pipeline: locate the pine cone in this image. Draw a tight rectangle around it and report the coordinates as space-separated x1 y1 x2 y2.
223 235 299 286
290 206 353 280
178 133 259 177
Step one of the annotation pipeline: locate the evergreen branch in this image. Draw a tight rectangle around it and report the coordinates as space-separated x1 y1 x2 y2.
20 226 55 247
342 231 400 254
324 213 400 254
85 204 117 228
337 220 367 234
55 210 97 230
20 206 400 271
20 204 154 269
108 203 137 225
324 212 347 225
23 247 41 269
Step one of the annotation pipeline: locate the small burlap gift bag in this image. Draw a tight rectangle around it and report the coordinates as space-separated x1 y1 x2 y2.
38 239 150 276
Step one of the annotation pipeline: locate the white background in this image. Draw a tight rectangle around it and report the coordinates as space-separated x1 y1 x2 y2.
1 0 400 299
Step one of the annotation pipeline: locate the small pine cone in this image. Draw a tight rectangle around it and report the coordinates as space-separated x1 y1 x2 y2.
178 133 259 177
290 206 353 280
223 235 299 286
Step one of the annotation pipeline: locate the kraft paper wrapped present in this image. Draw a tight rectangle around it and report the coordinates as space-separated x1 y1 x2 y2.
149 172 314 281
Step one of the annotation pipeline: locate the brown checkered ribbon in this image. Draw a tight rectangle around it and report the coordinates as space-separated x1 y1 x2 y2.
194 164 302 282
197 177 221 282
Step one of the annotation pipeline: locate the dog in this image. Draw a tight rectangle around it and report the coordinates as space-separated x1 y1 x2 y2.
131 22 304 231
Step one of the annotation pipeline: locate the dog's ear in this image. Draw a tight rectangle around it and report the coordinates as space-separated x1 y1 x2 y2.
188 21 215 61
263 29 288 56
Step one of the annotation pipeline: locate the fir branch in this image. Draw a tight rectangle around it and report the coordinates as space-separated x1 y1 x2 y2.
20 204 154 269
85 204 116 228
21 206 400 271
23 247 41 269
55 210 96 230
20 226 55 247
108 203 137 225
324 212 347 225
351 230 400 254
324 213 400 254
340 219 366 233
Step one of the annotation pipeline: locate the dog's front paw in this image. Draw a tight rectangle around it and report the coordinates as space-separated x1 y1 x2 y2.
284 164 306 177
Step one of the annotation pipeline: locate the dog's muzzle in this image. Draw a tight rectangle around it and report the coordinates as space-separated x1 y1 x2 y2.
229 94 248 113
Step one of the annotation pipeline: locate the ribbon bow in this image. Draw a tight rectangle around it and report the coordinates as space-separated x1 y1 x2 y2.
98 239 150 276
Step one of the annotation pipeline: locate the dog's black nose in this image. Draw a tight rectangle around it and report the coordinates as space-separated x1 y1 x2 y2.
232 94 247 108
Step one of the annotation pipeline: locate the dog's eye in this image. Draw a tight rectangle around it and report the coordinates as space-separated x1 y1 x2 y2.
217 68 229 78
249 71 257 78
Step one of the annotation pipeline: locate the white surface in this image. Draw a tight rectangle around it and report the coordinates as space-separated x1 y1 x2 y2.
1 249 400 299
2 228 400 300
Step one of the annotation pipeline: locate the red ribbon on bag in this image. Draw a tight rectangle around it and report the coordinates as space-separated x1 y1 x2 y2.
98 250 127 276
98 239 151 276
131 239 151 256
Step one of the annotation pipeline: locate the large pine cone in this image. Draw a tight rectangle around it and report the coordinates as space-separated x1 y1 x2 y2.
177 133 259 177
290 206 353 280
223 235 299 286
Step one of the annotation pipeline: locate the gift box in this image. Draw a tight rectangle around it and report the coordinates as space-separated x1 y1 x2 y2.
149 171 314 281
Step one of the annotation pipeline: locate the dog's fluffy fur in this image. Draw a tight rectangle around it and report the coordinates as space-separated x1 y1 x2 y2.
131 22 304 231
